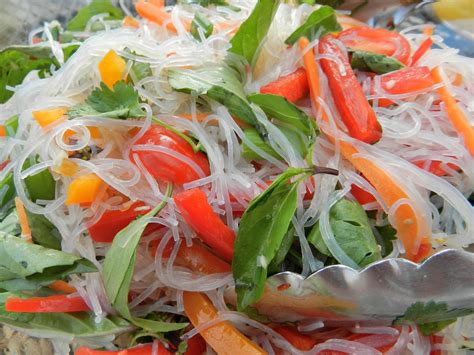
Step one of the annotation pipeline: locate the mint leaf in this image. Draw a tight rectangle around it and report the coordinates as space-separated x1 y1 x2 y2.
69 81 145 119
67 0 124 31
285 6 341 45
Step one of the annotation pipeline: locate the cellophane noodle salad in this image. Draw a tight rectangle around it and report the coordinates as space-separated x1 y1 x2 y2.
0 0 473 353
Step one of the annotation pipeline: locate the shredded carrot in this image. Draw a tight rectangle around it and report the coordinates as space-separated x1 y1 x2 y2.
123 16 140 28
299 37 321 112
299 37 432 262
432 66 474 156
452 72 463 87
66 174 105 206
98 50 127 89
0 125 6 137
14 197 32 243
48 280 77 294
423 25 433 36
33 108 68 128
135 1 191 32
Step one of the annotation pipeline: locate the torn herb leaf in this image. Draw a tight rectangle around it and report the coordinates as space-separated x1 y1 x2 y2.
191 13 214 41
66 0 124 31
351 51 404 74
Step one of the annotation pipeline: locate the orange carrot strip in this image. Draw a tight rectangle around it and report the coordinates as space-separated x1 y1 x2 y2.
135 1 190 32
149 0 165 6
432 66 474 156
48 280 77 294
299 37 432 262
452 73 463 87
423 25 433 36
123 16 140 28
0 126 6 137
14 197 32 243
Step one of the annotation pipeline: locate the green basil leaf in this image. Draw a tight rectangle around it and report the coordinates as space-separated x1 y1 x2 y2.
394 301 473 336
285 6 341 45
66 0 124 31
168 66 257 125
23 156 56 203
233 167 312 310
267 227 295 274
103 185 187 333
4 115 19 137
242 127 281 160
0 232 96 291
0 172 15 211
374 223 397 257
351 50 404 74
229 0 279 67
191 12 214 41
0 292 133 338
307 198 381 267
248 93 316 137
0 210 20 236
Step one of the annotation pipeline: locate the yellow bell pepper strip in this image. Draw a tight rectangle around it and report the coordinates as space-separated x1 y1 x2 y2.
33 108 68 128
66 173 104 206
98 50 127 89
299 37 432 262
14 197 32 243
431 66 474 156
183 292 267 355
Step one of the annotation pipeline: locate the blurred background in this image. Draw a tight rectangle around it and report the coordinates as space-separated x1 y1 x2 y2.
0 0 473 56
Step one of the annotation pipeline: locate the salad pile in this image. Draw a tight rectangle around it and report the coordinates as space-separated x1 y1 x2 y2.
0 0 473 353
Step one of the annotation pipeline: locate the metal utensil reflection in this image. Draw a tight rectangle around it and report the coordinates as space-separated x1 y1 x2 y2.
226 249 474 324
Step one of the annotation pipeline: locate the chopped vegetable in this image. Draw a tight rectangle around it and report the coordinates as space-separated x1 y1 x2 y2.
431 66 474 156
48 280 77 294
338 27 411 65
307 198 382 267
183 292 266 354
272 325 317 351
66 0 124 31
260 68 309 103
174 188 235 262
22 156 56 202
135 1 190 32
410 36 433 66
14 197 32 242
32 108 67 128
5 294 90 313
131 125 210 185
350 51 404 74
285 6 341 45
98 50 127 89
191 12 214 41
319 35 382 144
66 173 104 206
229 0 279 67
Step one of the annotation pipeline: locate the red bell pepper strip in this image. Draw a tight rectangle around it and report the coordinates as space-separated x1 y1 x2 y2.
272 325 317 351
174 188 235 262
413 159 460 177
88 202 162 243
338 27 411 65
373 66 435 107
5 295 90 313
75 343 167 355
150 239 232 274
350 184 376 205
260 68 309 103
131 125 210 185
319 35 382 144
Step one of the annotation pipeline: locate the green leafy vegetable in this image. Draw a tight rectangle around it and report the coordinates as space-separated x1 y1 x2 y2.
0 50 53 104
307 198 381 267
285 6 341 45
0 232 96 291
301 0 344 6
268 228 295 274
0 210 20 236
351 51 404 74
242 127 280 160
103 185 187 333
229 0 279 67
26 212 62 250
394 301 473 336
248 93 316 137
66 0 124 31
168 66 257 125
3 115 19 137
375 222 397 257
0 292 133 338
69 81 145 119
0 172 15 212
22 156 56 203
191 13 214 41
233 167 312 310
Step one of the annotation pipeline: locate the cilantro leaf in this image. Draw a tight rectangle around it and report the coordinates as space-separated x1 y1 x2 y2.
69 81 145 119
394 301 473 336
66 0 124 31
